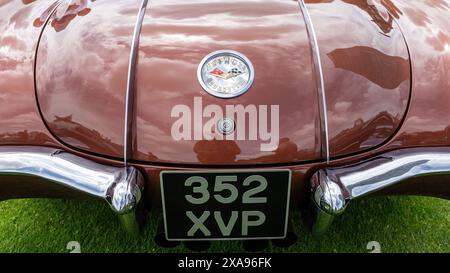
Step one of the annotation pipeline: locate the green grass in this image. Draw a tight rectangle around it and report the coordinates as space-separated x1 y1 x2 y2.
0 196 448 253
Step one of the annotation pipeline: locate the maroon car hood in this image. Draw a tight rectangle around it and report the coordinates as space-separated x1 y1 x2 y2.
133 0 321 165
35 0 410 165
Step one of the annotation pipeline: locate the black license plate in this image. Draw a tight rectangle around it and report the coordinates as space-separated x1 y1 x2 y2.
160 170 291 241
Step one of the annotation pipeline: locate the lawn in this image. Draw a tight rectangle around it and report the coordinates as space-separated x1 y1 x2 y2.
0 196 448 253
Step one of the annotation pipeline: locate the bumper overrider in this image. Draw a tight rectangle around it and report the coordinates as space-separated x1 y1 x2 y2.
308 148 450 234
0 146 145 235
0 146 449 238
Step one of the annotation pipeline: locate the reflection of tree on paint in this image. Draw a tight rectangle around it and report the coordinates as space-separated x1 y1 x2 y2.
327 46 410 89
194 137 307 164
380 0 402 19
0 130 53 145
247 138 298 163
194 140 241 164
22 0 38 5
32 0 93 32
52 0 92 32
306 0 403 34
395 125 450 146
330 111 399 155
343 0 395 34
32 1 56 28
236 138 308 164
50 115 123 156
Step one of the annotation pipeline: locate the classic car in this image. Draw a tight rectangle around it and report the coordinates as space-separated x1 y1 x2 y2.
1 0 449 250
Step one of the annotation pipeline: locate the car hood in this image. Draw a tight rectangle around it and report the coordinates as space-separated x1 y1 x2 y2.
35 0 410 165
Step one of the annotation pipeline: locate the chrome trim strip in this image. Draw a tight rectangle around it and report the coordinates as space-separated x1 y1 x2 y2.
335 151 450 199
124 0 148 165
308 148 450 234
0 146 144 235
298 0 330 162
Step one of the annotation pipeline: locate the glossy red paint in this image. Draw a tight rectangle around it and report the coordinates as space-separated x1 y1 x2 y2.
35 0 140 158
134 0 321 165
305 0 411 158
1 0 450 205
0 0 59 147
384 0 450 149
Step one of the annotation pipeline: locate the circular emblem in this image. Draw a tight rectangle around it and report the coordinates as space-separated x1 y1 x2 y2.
217 118 235 135
197 50 255 98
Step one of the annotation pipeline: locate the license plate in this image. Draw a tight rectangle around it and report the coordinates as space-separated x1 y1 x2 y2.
160 170 291 241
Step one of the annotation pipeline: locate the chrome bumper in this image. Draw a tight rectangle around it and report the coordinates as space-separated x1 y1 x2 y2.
0 146 144 235
2 146 448 237
309 148 450 234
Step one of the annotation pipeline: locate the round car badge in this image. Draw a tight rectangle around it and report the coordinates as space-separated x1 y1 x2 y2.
197 50 255 98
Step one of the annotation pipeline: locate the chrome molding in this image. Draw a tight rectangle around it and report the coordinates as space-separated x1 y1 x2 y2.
122 1 149 232
124 0 148 165
308 148 450 234
0 146 144 235
298 0 330 162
